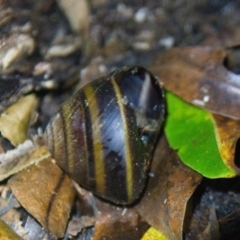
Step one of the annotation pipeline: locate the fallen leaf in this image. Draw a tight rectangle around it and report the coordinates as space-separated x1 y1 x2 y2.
165 91 236 178
136 135 202 240
150 46 240 120
93 199 149 240
73 182 96 217
0 140 50 181
213 114 240 175
8 159 76 238
0 94 38 146
67 216 95 237
0 219 22 240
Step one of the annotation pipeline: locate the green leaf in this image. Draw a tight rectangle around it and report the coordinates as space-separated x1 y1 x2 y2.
164 91 236 178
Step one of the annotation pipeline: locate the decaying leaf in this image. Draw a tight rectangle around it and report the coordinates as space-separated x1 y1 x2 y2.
136 135 202 240
150 46 240 120
72 182 96 217
67 216 95 237
8 159 76 238
213 114 240 175
93 199 149 240
66 183 96 237
0 94 38 146
0 219 22 240
0 140 50 181
165 91 236 178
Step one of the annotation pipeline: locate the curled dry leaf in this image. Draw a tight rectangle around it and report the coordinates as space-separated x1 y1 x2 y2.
0 219 22 240
150 46 240 120
213 114 240 175
8 159 76 238
66 183 96 237
93 199 149 240
0 140 50 181
136 136 202 240
73 182 96 217
67 216 95 237
0 94 38 146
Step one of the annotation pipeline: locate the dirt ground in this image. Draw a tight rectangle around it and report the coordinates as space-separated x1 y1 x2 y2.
1 0 240 239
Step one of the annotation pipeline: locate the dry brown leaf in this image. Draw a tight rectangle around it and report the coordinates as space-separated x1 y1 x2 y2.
73 182 96 217
213 114 240 174
66 183 96 237
71 182 149 239
67 216 95 237
93 199 149 240
0 94 38 146
8 159 76 238
136 136 202 240
0 219 22 240
0 140 50 181
150 46 240 120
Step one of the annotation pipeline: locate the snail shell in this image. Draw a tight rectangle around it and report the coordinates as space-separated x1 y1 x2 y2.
44 66 165 204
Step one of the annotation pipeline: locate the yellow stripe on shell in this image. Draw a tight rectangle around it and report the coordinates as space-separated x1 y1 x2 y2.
83 84 105 195
61 102 76 174
111 78 133 203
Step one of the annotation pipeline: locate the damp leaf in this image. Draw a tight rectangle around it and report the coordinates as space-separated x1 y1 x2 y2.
136 136 202 239
93 199 149 240
150 46 240 120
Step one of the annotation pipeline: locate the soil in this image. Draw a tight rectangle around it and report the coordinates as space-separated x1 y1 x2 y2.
1 0 240 239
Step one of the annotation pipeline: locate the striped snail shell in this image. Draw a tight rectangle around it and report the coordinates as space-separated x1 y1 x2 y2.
44 66 165 205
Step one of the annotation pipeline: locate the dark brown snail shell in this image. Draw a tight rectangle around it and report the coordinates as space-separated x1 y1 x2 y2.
44 66 165 205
